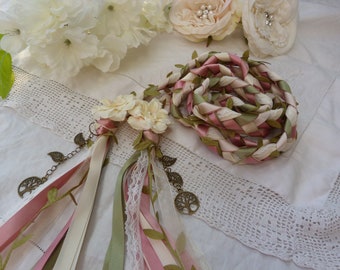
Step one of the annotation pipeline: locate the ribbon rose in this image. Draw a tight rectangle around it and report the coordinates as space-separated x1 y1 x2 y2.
242 0 299 57
169 0 242 42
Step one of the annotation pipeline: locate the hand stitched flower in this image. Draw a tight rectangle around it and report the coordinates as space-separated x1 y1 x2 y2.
169 0 242 42
92 94 137 122
128 98 171 134
242 0 299 57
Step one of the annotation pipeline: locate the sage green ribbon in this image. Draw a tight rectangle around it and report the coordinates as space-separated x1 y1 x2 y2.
103 151 140 270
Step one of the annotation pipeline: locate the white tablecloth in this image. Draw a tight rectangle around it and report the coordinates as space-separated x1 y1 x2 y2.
1 1 340 269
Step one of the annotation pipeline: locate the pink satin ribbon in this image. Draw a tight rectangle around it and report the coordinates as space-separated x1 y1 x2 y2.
0 160 87 252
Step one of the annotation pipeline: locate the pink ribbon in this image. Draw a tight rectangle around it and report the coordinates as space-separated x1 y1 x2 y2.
0 160 87 252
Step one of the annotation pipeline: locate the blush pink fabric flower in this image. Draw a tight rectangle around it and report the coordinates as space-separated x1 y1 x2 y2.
169 0 242 42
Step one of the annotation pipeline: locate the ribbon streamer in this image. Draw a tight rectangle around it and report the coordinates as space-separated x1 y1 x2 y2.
53 135 111 270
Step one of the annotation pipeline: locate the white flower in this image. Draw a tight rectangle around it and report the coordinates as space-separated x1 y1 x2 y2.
242 0 299 57
92 94 137 121
169 0 242 42
0 0 168 80
142 0 173 33
29 27 99 80
91 34 127 73
0 11 26 54
128 98 171 134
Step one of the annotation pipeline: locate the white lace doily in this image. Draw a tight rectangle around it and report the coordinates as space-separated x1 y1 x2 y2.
1 67 340 270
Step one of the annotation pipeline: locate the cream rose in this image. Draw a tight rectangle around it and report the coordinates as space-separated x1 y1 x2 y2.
127 98 171 134
92 94 137 122
169 0 242 42
242 0 299 57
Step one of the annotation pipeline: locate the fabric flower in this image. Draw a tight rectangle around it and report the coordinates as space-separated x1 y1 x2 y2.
0 11 26 54
92 94 137 122
0 0 170 81
242 0 299 57
169 0 242 42
141 0 173 33
128 98 171 134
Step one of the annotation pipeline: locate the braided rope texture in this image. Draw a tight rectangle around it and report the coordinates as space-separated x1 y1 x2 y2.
158 52 298 164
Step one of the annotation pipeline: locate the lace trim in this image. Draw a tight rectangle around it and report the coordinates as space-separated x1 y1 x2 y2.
2 67 340 270
125 151 148 270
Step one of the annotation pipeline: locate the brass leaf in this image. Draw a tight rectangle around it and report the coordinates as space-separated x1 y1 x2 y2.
161 155 177 167
48 151 65 163
74 132 86 146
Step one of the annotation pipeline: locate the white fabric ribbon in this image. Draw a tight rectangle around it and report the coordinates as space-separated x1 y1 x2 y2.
53 136 109 270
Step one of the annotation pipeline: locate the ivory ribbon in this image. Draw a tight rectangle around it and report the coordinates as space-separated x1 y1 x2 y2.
33 216 72 270
53 135 110 270
0 160 88 252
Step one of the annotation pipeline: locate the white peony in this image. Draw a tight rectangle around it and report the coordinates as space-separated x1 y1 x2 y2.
92 94 137 122
0 0 170 81
142 0 173 33
169 0 242 42
0 11 26 54
128 98 171 134
29 27 99 80
242 0 299 57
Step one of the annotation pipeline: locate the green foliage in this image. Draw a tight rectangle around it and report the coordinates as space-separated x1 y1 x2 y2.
143 84 160 98
164 265 182 270
0 37 14 99
143 229 165 240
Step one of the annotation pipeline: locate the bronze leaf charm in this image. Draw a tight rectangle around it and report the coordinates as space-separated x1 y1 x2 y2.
48 151 65 163
160 155 177 167
74 133 86 147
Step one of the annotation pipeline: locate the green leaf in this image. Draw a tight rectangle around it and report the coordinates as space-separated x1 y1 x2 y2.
226 98 234 109
191 50 198 59
0 48 14 99
193 93 206 105
175 64 185 69
134 139 153 151
143 229 165 240
256 76 271 83
143 84 159 98
47 187 58 203
12 234 32 249
244 85 260 94
235 147 257 160
208 77 220 88
170 104 183 119
133 131 143 147
266 120 282 129
206 35 213 47
151 192 158 203
242 50 250 61
278 80 292 93
166 71 173 78
175 232 186 254
164 265 182 270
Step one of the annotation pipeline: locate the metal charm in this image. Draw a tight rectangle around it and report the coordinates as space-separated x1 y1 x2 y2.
74 132 86 147
48 151 65 163
18 176 46 198
160 155 177 167
17 130 93 198
160 153 200 215
165 169 183 190
175 191 200 215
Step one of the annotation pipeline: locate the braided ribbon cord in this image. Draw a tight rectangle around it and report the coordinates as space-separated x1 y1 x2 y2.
157 52 298 164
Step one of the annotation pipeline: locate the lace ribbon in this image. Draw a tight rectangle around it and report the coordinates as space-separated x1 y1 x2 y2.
2 67 340 270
